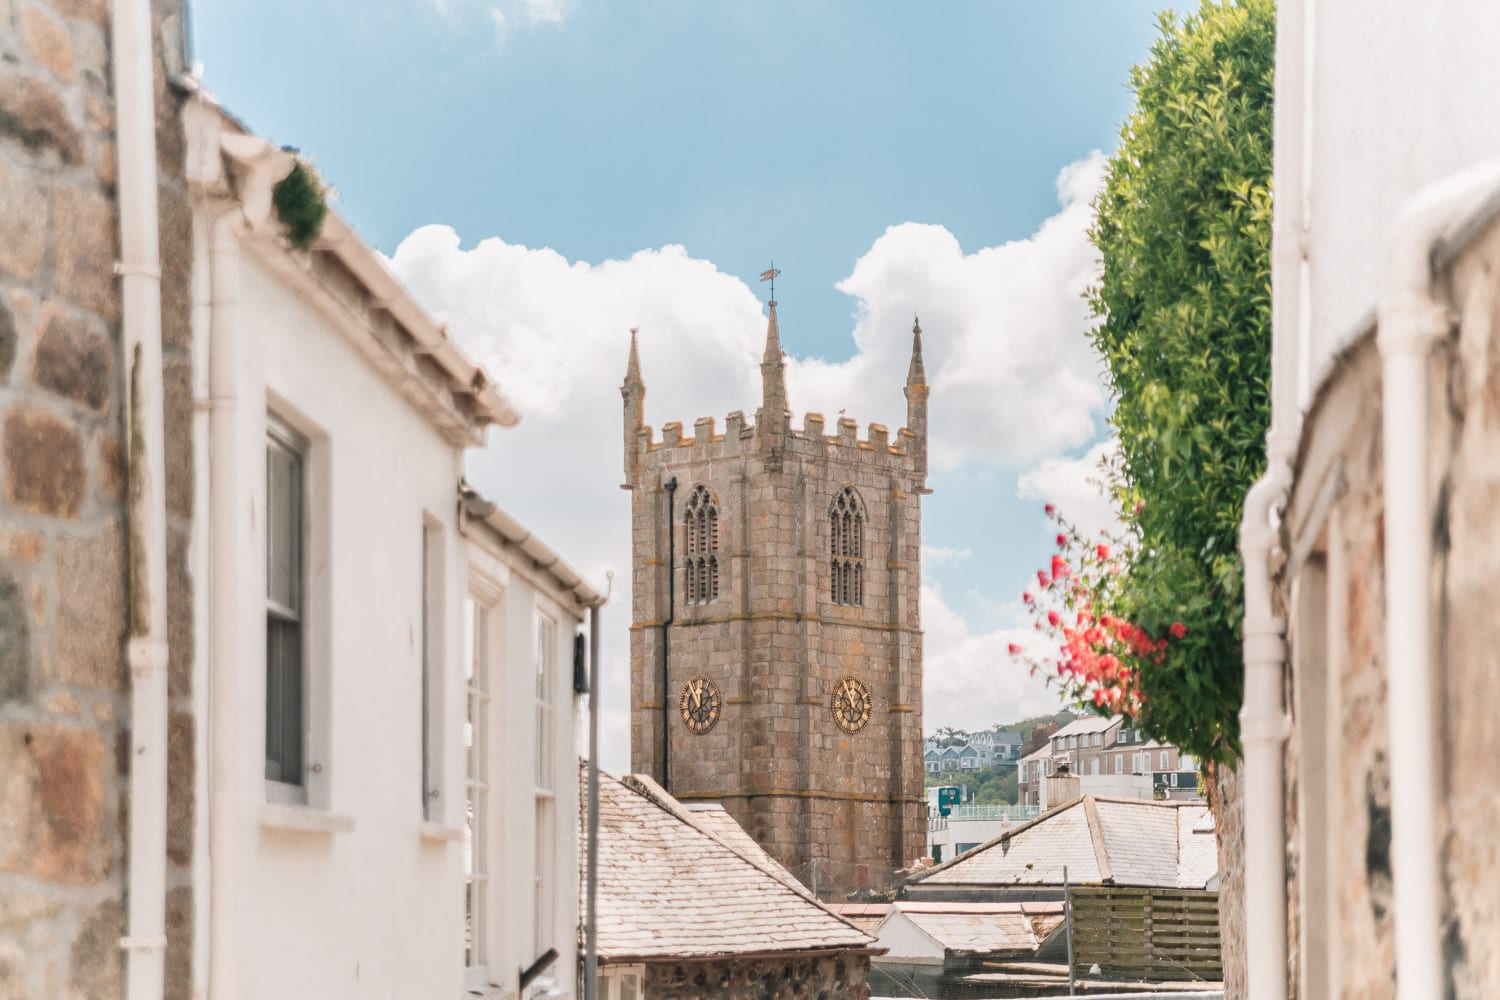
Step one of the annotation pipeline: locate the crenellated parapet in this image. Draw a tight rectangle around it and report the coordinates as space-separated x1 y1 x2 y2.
622 308 931 490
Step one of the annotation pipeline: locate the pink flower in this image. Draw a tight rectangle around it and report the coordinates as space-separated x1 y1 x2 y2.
1095 543 1111 561
1044 503 1056 516
1050 555 1071 580
1056 533 1067 548
1170 621 1187 639
1133 501 1145 516
1047 610 1062 627
1007 643 1022 655
1022 591 1034 604
1037 570 1051 588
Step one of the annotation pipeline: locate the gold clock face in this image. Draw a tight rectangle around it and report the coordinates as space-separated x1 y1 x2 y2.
679 676 722 735
831 676 873 734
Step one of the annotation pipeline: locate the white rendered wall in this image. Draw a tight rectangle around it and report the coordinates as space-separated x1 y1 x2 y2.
190 236 583 1000
1294 0 1500 395
871 912 944 966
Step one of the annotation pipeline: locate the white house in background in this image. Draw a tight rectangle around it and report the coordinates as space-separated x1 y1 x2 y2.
461 490 598 998
182 91 597 1000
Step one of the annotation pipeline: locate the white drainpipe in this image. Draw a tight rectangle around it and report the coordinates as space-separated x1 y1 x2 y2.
1376 161 1500 1000
112 0 169 996
206 207 241 1000
1239 0 1308 995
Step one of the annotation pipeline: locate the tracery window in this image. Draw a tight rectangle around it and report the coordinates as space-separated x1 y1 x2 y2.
684 486 719 605
829 486 865 606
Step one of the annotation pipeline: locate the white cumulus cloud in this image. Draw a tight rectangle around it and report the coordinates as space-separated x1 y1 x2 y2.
920 585 1060 731
1017 436 1123 541
387 152 1110 768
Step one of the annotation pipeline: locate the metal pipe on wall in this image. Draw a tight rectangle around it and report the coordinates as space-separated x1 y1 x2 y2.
113 0 170 996
662 476 677 791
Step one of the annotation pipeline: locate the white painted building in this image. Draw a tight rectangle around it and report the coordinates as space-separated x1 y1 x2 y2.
1236 2 1500 999
180 93 597 1000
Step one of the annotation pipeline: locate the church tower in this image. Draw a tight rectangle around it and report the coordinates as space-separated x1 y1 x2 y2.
622 302 928 896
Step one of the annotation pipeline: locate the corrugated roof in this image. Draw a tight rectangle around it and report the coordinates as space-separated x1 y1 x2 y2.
587 770 875 960
909 796 1217 890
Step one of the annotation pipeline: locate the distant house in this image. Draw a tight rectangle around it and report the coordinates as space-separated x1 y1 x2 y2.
866 900 1067 997
923 748 942 775
939 746 962 772
904 797 1222 986
990 730 1025 764
587 771 879 999
957 745 981 772
908 796 1217 895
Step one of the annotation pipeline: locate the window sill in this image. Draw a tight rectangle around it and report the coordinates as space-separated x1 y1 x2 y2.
419 820 465 844
259 802 356 836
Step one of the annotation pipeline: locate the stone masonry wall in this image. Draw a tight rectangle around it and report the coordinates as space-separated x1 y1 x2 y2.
1273 212 1500 999
628 405 925 896
0 1 193 997
636 952 872 1000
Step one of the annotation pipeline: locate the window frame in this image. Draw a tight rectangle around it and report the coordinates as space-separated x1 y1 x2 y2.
601 965 646 1000
683 485 721 606
265 415 309 803
462 585 499 989
421 516 446 821
829 486 866 607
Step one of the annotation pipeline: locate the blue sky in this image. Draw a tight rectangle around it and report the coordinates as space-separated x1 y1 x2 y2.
196 0 1163 763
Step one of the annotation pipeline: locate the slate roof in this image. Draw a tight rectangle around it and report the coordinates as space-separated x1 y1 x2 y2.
992 731 1025 746
587 770 876 961
1051 715 1121 739
908 796 1216 890
873 902 1066 960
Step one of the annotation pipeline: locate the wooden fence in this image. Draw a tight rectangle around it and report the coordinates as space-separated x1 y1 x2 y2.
1067 886 1223 982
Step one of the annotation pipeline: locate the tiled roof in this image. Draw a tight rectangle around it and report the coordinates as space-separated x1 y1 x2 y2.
909 796 1216 890
1051 715 1121 738
875 901 1066 959
586 770 875 961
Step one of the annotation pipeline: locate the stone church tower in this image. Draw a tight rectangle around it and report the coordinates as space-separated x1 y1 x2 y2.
622 302 927 896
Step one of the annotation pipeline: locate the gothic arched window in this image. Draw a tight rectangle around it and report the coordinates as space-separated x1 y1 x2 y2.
684 486 719 605
829 486 865 607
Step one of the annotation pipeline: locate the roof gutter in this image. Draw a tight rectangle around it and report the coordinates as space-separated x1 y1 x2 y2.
458 485 602 609
314 214 519 429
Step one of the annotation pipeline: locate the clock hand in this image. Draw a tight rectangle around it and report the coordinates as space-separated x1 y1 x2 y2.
693 680 703 709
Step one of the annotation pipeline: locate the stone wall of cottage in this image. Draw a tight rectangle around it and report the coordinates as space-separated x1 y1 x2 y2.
637 953 871 1000
1211 762 1246 999
626 408 926 896
1271 210 1500 998
0 1 193 996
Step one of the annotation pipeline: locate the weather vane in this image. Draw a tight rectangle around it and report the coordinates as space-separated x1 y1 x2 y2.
759 261 781 303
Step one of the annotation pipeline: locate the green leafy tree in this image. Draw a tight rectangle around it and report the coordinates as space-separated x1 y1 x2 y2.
1087 0 1274 765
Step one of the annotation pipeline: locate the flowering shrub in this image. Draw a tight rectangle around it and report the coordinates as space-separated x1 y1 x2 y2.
1011 505 1185 719
1077 0 1274 766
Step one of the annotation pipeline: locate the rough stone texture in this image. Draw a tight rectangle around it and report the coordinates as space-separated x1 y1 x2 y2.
1211 762 1246 1000
0 3 194 995
50 182 117 320
0 72 82 164
0 294 17 377
0 723 109 883
0 161 48 282
1267 213 1500 999
3 404 84 517
0 571 30 702
67 897 122 999
633 953 872 1000
32 308 112 411
20 4 75 82
166 709 192 865
625 319 929 897
53 520 125 689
